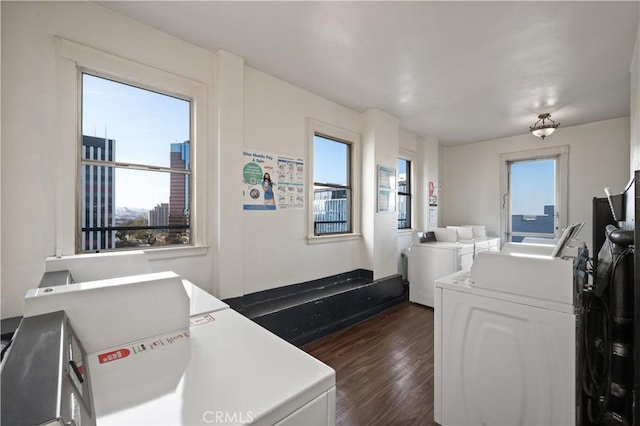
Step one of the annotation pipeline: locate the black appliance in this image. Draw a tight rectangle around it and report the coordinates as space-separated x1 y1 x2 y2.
583 174 636 425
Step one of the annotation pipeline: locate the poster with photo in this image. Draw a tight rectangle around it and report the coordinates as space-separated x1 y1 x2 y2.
242 150 305 210
243 151 277 210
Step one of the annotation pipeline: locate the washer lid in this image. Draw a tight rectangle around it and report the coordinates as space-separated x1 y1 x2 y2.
470 251 574 305
90 309 335 425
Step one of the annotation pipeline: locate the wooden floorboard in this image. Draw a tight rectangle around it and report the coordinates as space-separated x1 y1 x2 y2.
303 302 437 426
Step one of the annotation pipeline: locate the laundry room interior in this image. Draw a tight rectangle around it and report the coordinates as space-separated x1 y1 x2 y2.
1 2 640 425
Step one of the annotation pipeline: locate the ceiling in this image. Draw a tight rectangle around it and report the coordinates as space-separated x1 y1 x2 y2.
95 1 639 146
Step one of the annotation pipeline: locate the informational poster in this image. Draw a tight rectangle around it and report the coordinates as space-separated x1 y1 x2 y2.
276 156 305 209
377 165 397 213
428 180 438 228
429 207 438 228
242 150 305 210
429 180 438 206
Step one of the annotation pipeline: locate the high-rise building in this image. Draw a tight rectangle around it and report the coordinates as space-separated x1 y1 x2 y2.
81 135 115 251
149 203 169 227
169 141 190 241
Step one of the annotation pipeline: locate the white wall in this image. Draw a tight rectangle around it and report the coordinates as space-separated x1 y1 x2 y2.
241 67 366 295
1 2 406 317
8 1 631 320
361 109 399 279
1 2 219 317
214 50 245 299
421 136 440 230
441 117 630 249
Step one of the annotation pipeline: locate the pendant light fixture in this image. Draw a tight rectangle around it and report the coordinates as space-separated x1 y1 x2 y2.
529 113 560 140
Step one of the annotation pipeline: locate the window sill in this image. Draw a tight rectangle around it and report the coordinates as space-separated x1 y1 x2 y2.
143 245 209 261
307 233 362 245
70 245 209 261
46 245 209 279
397 228 414 236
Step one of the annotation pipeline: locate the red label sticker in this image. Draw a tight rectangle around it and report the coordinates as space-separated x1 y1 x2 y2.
190 313 215 327
97 348 131 364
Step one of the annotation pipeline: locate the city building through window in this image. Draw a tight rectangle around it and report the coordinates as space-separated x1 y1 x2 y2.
500 146 568 244
397 158 411 229
313 134 352 236
80 73 191 252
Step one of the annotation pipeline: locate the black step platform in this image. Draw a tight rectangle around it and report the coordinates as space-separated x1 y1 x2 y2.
224 270 407 346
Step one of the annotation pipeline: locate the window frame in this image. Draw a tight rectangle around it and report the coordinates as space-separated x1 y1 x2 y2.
55 37 208 258
313 134 352 236
79 73 193 253
307 119 361 243
499 146 568 246
397 157 412 230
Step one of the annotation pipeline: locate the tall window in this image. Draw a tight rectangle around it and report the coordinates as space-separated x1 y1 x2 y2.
507 158 556 242
397 158 411 229
500 146 568 245
313 134 352 235
80 73 191 252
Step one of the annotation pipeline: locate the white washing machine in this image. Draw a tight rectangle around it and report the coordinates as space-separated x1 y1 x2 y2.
408 241 474 307
19 271 336 426
434 249 578 426
469 236 500 256
89 308 336 425
434 226 501 258
446 225 500 257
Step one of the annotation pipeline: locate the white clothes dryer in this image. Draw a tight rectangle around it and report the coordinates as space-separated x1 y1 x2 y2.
408 241 474 307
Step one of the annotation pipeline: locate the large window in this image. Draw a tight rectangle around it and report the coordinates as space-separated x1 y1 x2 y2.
508 158 556 242
80 73 191 252
397 158 411 229
500 146 568 245
313 134 352 235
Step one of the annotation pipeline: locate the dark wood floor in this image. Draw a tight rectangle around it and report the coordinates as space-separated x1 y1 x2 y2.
303 302 437 426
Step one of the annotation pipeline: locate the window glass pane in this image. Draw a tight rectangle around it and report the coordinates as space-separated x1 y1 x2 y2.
397 158 410 229
510 158 556 242
398 194 410 229
314 135 348 186
313 185 351 235
82 74 190 168
313 134 351 235
397 158 408 193
80 166 190 251
80 74 191 252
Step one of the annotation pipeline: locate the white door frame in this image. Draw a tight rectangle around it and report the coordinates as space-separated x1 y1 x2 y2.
499 146 569 245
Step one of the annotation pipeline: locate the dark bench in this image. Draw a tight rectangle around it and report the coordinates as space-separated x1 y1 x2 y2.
224 270 407 346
